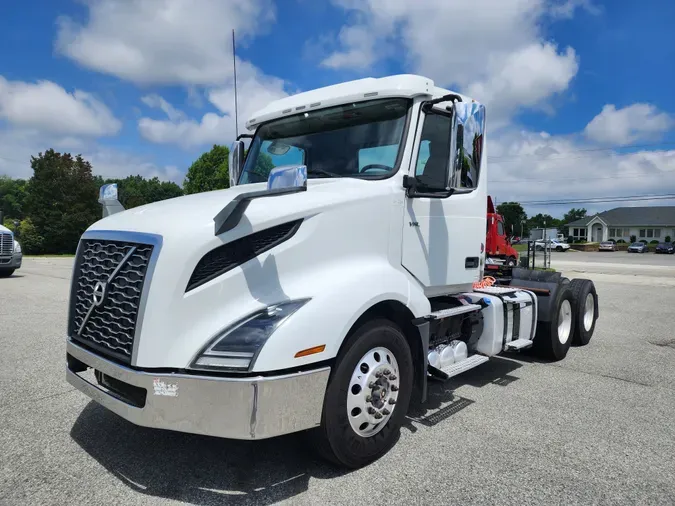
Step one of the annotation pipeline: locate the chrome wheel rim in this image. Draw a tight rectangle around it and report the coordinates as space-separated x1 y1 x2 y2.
583 292 595 331
347 347 400 437
558 299 572 344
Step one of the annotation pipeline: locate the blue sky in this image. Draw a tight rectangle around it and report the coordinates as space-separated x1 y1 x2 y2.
1 0 674 216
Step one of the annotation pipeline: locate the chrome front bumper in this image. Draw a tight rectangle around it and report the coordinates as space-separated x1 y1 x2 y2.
0 253 21 269
66 341 331 440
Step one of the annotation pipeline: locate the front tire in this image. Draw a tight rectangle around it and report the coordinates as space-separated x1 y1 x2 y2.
0 269 15 277
506 256 517 266
311 319 413 469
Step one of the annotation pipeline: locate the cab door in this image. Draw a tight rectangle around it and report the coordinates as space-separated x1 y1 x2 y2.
401 101 487 295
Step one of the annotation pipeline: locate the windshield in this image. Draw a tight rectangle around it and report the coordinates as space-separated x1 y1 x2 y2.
239 98 410 184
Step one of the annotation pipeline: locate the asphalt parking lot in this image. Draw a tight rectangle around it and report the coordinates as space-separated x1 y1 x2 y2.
2 256 675 505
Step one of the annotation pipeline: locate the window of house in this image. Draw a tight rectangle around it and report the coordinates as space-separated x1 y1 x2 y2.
639 229 646 238
572 228 587 240
655 229 661 238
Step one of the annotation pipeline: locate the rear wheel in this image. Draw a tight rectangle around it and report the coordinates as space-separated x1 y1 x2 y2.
506 256 517 266
0 269 15 277
556 246 563 252
569 279 598 346
533 285 575 361
311 318 413 468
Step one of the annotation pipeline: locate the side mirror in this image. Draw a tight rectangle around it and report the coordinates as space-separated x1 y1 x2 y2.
449 101 486 190
229 140 245 187
267 164 307 191
99 183 125 218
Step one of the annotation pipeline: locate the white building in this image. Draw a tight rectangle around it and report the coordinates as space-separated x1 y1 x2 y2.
566 206 675 243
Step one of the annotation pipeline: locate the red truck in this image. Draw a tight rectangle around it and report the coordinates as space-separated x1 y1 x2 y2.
486 196 519 266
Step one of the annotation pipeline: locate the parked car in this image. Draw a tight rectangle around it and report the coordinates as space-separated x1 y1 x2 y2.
627 242 648 253
535 238 570 252
598 241 618 252
654 242 675 254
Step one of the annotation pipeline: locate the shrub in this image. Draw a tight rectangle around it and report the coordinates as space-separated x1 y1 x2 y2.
567 236 573 244
640 239 648 244
17 218 44 255
666 235 672 243
630 235 637 243
650 240 659 244
617 239 626 243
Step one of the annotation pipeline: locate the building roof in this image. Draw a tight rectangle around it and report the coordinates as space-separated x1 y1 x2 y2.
245 74 472 130
567 206 675 227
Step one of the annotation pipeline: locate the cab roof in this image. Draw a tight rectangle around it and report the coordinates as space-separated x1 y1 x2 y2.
245 74 473 131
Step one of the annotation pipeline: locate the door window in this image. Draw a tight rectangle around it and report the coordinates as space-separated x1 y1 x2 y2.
414 114 452 190
497 221 504 236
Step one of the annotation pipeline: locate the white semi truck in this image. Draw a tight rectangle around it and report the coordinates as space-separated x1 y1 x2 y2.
0 223 22 277
65 74 599 469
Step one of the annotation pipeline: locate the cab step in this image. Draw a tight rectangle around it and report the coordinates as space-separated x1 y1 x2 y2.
430 354 490 380
505 338 533 351
428 303 482 320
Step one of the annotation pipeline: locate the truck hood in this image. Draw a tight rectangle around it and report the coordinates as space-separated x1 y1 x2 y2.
87 178 395 241
0 224 13 234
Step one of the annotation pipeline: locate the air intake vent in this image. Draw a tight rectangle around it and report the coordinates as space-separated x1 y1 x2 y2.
187 220 302 291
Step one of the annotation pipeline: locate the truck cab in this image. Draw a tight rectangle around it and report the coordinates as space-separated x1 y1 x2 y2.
485 196 519 266
0 223 22 277
65 74 598 469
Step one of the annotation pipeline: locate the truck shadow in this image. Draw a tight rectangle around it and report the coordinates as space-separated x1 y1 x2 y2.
403 356 523 432
70 402 348 506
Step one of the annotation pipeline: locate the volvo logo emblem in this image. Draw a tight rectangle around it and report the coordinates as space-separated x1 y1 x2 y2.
92 281 107 306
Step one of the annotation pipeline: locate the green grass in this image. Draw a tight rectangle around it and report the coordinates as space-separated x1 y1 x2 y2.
513 244 528 252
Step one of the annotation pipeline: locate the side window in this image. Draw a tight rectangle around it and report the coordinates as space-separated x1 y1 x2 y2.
254 140 305 179
414 113 452 189
497 221 504 236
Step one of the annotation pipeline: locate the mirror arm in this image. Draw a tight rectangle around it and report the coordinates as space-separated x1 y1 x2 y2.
236 133 253 141
403 175 454 199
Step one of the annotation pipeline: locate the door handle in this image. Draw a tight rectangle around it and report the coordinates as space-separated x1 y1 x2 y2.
465 257 479 269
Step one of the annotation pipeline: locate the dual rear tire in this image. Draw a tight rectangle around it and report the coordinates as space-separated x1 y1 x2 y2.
533 278 598 360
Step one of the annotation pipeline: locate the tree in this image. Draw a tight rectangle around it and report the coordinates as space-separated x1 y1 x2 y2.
96 175 183 209
183 144 229 194
24 149 100 254
528 213 560 230
562 207 587 224
496 201 528 237
0 175 28 220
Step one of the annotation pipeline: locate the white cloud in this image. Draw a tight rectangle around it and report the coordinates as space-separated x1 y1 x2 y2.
584 104 673 146
141 94 186 122
321 0 593 125
0 127 179 183
138 62 289 148
0 76 121 137
486 128 675 216
55 0 276 86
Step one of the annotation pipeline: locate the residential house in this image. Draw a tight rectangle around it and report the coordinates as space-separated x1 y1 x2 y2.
565 206 675 243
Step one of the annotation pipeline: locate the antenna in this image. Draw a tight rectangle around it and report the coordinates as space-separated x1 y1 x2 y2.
232 29 239 139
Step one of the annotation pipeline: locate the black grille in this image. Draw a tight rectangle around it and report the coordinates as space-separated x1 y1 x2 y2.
187 220 302 291
69 239 154 363
0 233 13 256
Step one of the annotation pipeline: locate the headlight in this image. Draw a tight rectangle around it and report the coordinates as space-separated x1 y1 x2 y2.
13 240 21 253
190 299 309 372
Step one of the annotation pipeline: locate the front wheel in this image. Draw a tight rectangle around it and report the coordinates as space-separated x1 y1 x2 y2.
506 256 517 266
311 319 413 469
556 246 563 252
0 269 15 278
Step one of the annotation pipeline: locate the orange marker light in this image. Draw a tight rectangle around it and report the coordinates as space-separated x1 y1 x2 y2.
294 345 326 358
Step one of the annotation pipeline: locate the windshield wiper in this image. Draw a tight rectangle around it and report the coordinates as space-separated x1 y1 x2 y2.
307 168 342 178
